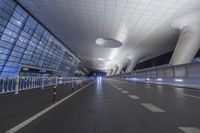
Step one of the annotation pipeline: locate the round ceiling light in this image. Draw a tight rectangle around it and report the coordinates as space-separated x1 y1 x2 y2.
95 38 122 48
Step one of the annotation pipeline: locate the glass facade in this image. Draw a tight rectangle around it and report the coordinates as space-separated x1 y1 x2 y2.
0 0 83 77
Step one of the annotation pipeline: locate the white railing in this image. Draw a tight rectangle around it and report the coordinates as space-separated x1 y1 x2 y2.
108 62 200 89
0 77 91 95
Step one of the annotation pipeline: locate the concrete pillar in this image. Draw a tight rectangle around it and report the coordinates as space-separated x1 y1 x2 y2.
170 11 200 65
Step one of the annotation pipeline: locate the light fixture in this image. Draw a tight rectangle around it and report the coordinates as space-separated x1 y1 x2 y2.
174 79 183 82
146 78 150 81
96 38 122 48
157 78 163 81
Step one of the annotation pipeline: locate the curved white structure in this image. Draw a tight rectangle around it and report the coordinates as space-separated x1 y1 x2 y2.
108 70 113 76
114 66 119 75
170 11 200 65
125 57 140 73
110 68 115 75
116 63 127 75
111 66 118 75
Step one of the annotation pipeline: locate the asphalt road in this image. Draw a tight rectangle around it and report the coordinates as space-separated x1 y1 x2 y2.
1 79 200 133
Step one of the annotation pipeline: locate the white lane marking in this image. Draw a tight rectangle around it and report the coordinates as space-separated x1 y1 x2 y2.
141 103 165 112
108 83 118 88
117 88 122 90
174 87 200 92
128 94 140 99
178 127 200 133
121 90 129 94
5 82 94 133
182 94 200 99
107 82 123 91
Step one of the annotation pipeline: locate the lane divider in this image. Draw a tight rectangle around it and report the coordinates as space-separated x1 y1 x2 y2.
117 88 122 91
141 103 165 112
107 81 200 131
128 94 140 100
108 81 166 114
178 127 200 133
5 81 94 133
106 82 124 91
182 94 200 99
121 90 129 94
107 82 121 90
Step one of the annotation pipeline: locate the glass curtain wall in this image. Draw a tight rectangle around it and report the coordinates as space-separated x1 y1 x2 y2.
0 0 82 77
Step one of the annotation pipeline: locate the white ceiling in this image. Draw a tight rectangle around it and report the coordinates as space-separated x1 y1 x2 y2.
17 0 200 71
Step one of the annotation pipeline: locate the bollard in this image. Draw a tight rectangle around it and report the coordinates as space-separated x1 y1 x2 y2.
53 86 57 103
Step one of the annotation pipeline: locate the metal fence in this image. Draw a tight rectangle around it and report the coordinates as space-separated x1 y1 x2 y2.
0 77 91 95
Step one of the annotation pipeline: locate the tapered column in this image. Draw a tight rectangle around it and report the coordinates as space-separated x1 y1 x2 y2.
111 66 117 75
109 70 113 76
116 63 126 75
113 66 119 75
170 11 200 65
125 58 138 73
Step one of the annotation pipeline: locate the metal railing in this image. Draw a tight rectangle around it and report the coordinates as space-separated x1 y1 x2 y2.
108 62 200 88
0 77 91 95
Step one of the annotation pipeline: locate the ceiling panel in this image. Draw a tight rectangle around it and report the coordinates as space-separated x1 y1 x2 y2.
17 0 200 71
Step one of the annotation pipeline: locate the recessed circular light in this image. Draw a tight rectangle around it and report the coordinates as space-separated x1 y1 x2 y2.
96 38 122 48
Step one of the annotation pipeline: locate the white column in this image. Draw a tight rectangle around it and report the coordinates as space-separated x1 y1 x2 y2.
125 59 138 73
111 66 118 75
110 67 114 75
116 63 127 75
114 66 119 75
116 65 122 75
109 70 113 76
170 11 200 65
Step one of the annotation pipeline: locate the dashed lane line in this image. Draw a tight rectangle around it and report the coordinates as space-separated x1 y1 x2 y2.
117 88 123 90
182 94 200 99
5 81 94 133
121 90 129 94
128 94 140 99
107 82 123 91
178 127 200 133
141 103 165 112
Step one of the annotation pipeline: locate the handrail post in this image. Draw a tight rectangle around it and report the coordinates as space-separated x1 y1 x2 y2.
42 76 45 89
15 76 19 95
53 85 57 103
